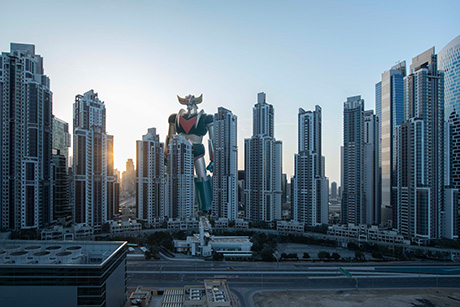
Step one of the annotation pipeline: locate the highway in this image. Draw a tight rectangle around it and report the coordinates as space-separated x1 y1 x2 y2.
127 259 460 306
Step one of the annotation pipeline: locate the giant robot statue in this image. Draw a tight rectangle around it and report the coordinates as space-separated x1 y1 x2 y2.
166 94 214 212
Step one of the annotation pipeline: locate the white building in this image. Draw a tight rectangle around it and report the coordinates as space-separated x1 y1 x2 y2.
0 43 53 230
166 135 195 219
212 107 238 221
136 128 165 226
245 92 282 222
174 218 252 258
73 90 117 231
327 224 409 245
293 106 328 227
108 219 142 234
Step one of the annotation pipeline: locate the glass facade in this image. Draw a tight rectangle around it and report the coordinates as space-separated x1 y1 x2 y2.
377 62 405 228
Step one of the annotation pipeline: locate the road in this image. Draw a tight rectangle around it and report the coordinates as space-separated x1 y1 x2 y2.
126 259 460 306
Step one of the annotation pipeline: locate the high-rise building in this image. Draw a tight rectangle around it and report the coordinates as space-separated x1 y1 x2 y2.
136 128 165 226
0 43 53 230
330 182 338 200
166 134 195 219
73 90 118 231
342 96 379 225
122 158 136 197
212 107 238 221
52 117 72 222
244 93 282 222
439 35 460 238
293 106 328 226
363 110 380 225
52 117 71 166
375 62 405 227
342 96 364 225
397 47 457 240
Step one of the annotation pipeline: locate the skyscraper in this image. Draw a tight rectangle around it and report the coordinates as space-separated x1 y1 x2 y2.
212 107 238 221
293 106 328 226
245 92 282 222
0 43 53 230
363 110 380 225
52 117 72 222
438 35 460 238
73 90 117 231
375 61 405 227
330 181 338 200
342 96 379 225
166 134 195 219
136 128 165 226
122 158 136 197
397 47 456 240
342 96 364 225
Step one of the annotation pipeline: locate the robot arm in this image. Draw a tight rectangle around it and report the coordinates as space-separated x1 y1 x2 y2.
205 114 214 172
165 114 177 156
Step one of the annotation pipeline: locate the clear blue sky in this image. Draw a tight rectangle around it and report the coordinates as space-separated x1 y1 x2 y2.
1 0 459 184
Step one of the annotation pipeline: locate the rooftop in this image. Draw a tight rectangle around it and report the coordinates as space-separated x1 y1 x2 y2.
0 240 126 266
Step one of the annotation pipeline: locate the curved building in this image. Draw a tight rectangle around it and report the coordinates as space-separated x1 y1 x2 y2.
439 35 460 239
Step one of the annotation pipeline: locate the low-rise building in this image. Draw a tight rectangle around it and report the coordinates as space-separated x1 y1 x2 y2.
0 240 127 306
277 220 304 234
109 219 142 234
167 218 199 231
161 279 236 307
234 219 249 229
327 224 410 245
41 224 94 240
127 286 156 307
174 218 252 258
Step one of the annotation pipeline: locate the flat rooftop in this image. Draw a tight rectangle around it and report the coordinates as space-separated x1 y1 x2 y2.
0 240 126 266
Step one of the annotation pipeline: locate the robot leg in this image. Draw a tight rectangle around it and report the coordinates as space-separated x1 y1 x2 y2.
194 156 212 212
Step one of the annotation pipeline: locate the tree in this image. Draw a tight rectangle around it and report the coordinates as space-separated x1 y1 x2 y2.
371 251 383 259
331 252 341 261
318 251 330 260
261 247 275 261
354 250 365 261
303 252 310 259
101 222 110 233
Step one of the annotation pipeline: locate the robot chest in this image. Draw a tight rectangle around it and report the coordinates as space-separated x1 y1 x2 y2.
177 115 206 136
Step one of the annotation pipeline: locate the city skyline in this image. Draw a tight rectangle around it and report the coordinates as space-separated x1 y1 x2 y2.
2 1 459 184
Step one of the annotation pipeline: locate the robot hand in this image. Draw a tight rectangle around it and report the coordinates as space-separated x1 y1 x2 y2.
206 161 213 173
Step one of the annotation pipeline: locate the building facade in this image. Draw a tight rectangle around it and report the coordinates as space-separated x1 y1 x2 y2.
73 90 118 231
342 96 379 226
397 47 457 240
438 35 460 238
375 61 405 227
0 240 127 307
342 96 364 225
363 110 380 225
0 43 53 230
293 106 328 226
136 128 165 226
52 117 72 222
166 134 195 219
212 107 238 221
244 93 282 222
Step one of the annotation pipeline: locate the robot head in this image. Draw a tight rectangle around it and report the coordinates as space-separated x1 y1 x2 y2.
177 94 202 115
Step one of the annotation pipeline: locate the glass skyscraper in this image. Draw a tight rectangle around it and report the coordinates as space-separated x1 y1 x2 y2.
438 35 460 238
375 61 405 228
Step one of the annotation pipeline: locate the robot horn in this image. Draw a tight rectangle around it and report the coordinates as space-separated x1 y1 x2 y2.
177 95 187 105
195 94 203 104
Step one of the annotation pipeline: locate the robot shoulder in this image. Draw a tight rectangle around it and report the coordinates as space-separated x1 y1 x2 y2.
204 114 213 125
168 114 177 124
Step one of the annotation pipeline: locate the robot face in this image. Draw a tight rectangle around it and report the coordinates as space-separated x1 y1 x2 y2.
187 103 198 115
